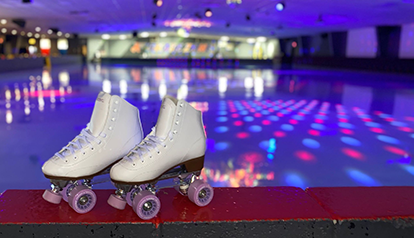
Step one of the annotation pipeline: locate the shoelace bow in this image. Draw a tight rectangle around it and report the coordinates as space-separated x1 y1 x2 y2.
126 127 173 163
55 128 103 159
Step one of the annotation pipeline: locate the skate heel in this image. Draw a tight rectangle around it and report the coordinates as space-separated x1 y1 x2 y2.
183 155 205 172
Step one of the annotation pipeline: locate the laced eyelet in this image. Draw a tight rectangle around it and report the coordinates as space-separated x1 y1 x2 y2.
113 109 117 112
111 118 115 121
98 141 102 145
74 156 77 160
132 163 136 166
82 152 85 155
91 147 94 151
65 160 68 163
175 121 179 125
115 101 119 104
109 126 113 130
157 151 160 154
163 145 167 148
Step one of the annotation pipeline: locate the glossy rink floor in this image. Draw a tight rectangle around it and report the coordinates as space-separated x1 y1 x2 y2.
1 64 414 193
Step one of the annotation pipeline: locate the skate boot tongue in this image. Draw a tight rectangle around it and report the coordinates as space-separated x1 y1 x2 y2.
155 96 177 139
89 91 111 137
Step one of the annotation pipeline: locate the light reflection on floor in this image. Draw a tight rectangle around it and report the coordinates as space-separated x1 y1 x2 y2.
0 64 414 192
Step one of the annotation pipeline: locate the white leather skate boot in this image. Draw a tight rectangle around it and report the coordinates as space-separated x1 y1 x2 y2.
108 96 213 219
42 91 143 214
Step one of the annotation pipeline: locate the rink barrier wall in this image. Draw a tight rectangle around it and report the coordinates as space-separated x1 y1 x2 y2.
1 187 414 238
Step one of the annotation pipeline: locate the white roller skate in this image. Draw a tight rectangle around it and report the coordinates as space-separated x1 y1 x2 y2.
42 91 143 214
108 95 214 220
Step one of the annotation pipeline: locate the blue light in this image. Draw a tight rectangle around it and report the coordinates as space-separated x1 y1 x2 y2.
302 138 320 149
337 115 349 119
217 111 227 115
215 142 229 151
403 165 414 176
281 109 289 114
243 116 254 122
259 140 269 150
346 169 381 186
215 126 229 133
365 122 381 128
377 135 400 144
261 110 270 115
338 122 354 129
267 154 274 160
281 124 294 131
300 110 310 114
411 134 414 139
285 173 306 189
292 115 304 120
240 111 249 115
267 115 279 121
249 125 262 132
216 117 228 122
268 138 277 153
311 123 326 130
391 121 408 127
315 115 327 120
379 113 392 118
341 137 361 146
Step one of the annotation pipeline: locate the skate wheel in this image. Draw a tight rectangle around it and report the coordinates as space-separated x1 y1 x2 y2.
188 180 214 207
126 187 140 207
132 190 161 220
61 183 76 203
42 189 62 204
108 194 126 210
68 185 97 214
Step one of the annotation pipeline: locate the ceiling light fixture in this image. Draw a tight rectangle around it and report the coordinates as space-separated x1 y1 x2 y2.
154 0 163 7
1 28 6 34
35 27 41 32
102 34 110 40
205 9 212 17
257 36 267 42
159 32 167 37
27 32 33 37
246 38 256 44
57 31 62 36
47 29 53 34
65 33 70 38
276 2 285 11
220 36 229 42
11 30 17 35
119 34 126 40
140 32 149 38
0 19 7 25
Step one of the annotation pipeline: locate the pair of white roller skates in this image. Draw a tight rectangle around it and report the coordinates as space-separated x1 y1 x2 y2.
42 92 214 220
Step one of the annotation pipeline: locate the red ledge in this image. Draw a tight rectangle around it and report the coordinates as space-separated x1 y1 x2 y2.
306 186 414 220
0 187 331 224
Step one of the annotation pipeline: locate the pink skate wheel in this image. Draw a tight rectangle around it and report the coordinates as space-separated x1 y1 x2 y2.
43 189 62 204
188 180 214 207
61 183 76 203
108 194 126 210
126 187 140 207
68 185 97 214
132 190 161 220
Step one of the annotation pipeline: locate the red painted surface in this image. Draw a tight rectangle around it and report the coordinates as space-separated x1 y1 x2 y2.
0 188 332 224
306 187 414 220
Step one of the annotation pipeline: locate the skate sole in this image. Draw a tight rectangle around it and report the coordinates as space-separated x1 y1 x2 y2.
43 158 122 180
111 155 205 185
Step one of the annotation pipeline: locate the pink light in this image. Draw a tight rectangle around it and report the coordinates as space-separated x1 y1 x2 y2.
28 89 66 97
398 127 413 132
339 118 348 123
405 116 414 122
273 131 286 137
234 121 243 126
231 113 239 118
318 112 326 116
384 118 394 122
262 120 271 125
254 113 262 118
340 128 354 135
361 118 372 122
315 119 324 124
342 148 364 160
266 172 275 180
370 127 384 133
384 146 407 156
294 151 315 161
268 108 275 113
298 112 305 116
289 119 298 125
249 109 256 113
308 129 320 136
374 111 382 115
277 112 284 117
236 132 249 139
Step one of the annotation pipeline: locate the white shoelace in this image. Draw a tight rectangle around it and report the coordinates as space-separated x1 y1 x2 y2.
126 127 173 164
55 128 103 159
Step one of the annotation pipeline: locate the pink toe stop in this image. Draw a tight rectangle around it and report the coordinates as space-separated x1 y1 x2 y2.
43 189 62 204
108 194 127 210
